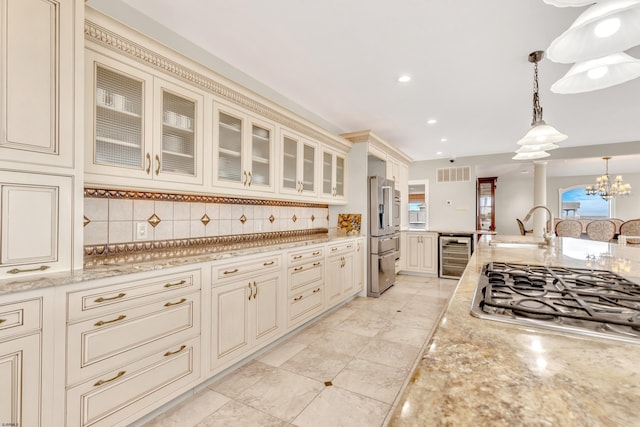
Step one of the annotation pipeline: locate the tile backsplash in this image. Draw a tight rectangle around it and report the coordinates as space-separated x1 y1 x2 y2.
84 192 329 248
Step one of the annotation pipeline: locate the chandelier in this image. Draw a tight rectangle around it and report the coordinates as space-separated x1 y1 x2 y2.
585 156 632 200
513 51 567 160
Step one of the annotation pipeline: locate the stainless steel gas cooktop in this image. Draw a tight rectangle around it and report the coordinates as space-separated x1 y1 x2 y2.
470 262 640 345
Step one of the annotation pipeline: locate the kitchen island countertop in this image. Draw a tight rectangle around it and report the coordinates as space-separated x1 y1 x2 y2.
388 234 640 427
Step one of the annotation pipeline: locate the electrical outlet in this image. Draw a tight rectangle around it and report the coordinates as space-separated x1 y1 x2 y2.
136 222 148 240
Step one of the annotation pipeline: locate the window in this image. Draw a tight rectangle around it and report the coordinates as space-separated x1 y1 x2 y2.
559 185 611 219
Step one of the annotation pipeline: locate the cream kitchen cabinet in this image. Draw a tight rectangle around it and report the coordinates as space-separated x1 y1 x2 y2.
286 246 325 330
403 232 438 275
85 50 205 188
280 129 317 197
213 102 275 194
354 237 365 293
0 170 72 277
210 255 282 371
326 240 356 307
65 267 202 427
321 148 347 202
0 0 78 169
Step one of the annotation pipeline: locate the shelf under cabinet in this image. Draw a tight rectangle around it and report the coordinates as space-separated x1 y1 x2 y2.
96 102 141 118
163 150 194 159
163 122 194 133
219 147 241 157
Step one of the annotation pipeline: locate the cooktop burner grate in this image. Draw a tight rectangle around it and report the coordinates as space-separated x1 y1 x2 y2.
470 262 640 345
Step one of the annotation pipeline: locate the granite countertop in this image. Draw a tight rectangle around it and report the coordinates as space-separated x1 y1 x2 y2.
0 233 361 296
388 234 640 427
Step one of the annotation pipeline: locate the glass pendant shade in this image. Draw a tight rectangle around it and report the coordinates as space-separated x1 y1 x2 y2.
543 0 598 7
512 150 551 160
515 142 560 152
547 0 640 63
517 122 568 146
551 52 640 93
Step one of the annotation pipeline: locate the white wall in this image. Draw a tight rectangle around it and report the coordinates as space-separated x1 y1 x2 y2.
495 176 534 235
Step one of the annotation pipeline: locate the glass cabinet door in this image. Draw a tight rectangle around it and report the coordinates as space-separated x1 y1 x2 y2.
281 135 298 191
217 111 243 184
477 177 496 231
94 63 145 171
160 90 196 176
335 155 345 197
302 142 315 194
249 120 273 189
322 152 333 195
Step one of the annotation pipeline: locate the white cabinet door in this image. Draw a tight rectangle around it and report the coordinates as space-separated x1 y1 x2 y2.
0 171 72 276
326 255 343 307
252 272 281 346
0 334 41 427
341 251 355 296
213 103 275 193
280 129 317 198
404 232 437 274
420 233 438 274
354 238 365 293
321 149 347 201
211 280 250 368
0 0 76 168
405 233 422 271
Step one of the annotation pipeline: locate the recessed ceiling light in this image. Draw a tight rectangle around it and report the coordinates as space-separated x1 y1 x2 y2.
440 138 448 142
427 119 437 125
436 151 443 155
397 75 411 83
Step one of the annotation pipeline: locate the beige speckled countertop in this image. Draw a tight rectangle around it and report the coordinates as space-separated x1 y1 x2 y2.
0 233 360 296
389 235 640 427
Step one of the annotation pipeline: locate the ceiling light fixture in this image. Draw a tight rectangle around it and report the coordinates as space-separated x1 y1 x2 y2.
440 138 447 142
513 51 567 160
543 0 595 7
427 118 437 124
397 75 411 83
547 0 640 64
551 52 640 93
585 156 632 200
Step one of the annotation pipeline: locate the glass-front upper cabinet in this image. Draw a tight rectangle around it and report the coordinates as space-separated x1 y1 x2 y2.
85 51 204 186
321 150 346 200
280 129 316 197
477 177 497 231
213 103 274 193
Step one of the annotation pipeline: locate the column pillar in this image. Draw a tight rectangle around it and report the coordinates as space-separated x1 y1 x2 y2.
532 161 548 237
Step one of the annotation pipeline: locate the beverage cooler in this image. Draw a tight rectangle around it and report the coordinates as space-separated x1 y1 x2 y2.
439 234 473 279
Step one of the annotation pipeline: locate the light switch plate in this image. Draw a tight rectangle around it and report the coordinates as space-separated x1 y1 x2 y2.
136 222 148 239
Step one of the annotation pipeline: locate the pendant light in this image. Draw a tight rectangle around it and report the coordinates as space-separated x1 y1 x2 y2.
543 0 596 6
547 0 640 64
551 52 640 93
513 51 567 160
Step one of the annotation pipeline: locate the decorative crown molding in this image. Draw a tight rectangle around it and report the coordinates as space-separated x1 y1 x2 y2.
84 19 349 150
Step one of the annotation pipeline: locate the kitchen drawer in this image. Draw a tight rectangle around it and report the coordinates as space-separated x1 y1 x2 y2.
287 285 324 329
287 246 323 265
212 255 280 283
67 336 200 427
327 240 355 256
287 260 323 294
0 298 41 341
67 269 200 322
67 291 199 386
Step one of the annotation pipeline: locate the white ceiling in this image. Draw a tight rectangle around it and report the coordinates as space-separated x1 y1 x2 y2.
87 0 640 175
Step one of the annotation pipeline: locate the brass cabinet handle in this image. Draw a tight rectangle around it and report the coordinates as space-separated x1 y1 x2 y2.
0 319 6 324
7 265 49 274
155 154 160 175
94 293 126 303
263 261 275 266
243 171 248 186
313 262 321 267
164 279 186 288
164 298 186 307
247 171 252 187
347 244 353 249
247 282 252 301
253 281 258 299
94 371 125 387
294 266 303 271
145 153 151 174
164 345 186 357
312 251 321 256
293 295 303 301
94 314 126 327
331 247 338 252
313 288 321 293
293 255 302 260
224 268 239 275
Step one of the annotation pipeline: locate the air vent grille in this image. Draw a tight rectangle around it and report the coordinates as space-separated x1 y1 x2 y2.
437 166 470 183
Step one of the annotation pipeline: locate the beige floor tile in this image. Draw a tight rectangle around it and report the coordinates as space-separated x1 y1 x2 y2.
390 309 440 330
376 322 431 348
357 337 422 369
196 400 291 427
334 309 391 337
293 386 390 427
208 360 276 399
308 329 370 357
144 389 230 426
237 369 324 422
257 340 307 367
288 322 328 345
280 346 352 381
332 358 408 404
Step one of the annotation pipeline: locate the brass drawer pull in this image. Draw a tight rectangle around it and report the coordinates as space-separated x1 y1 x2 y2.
313 262 321 267
145 153 151 174
164 279 186 288
164 345 186 357
347 244 353 249
7 265 49 274
293 295 303 301
94 314 126 327
294 266 304 271
331 247 338 252
164 298 186 307
94 371 125 387
313 288 321 293
94 293 126 303
0 319 6 324
248 282 252 300
263 261 275 266
312 251 321 255
293 255 302 260
223 268 239 275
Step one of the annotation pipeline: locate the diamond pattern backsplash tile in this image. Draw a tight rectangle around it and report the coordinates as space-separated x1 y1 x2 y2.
201 214 211 226
239 214 247 224
147 213 161 228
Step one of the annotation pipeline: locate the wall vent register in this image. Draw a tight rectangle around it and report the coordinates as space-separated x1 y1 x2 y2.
471 262 640 345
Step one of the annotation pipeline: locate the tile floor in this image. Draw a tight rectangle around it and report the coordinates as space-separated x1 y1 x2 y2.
139 274 457 427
